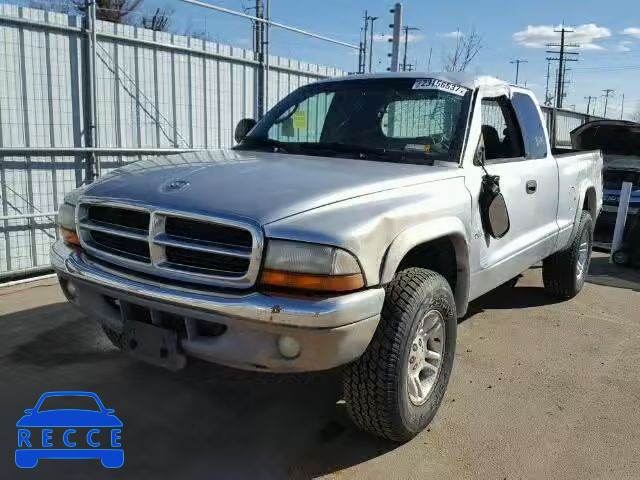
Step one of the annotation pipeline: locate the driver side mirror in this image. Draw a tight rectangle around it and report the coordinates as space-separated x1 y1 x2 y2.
234 118 257 143
480 175 510 239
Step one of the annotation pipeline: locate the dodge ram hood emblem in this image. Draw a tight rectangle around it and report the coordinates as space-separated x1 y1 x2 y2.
161 179 191 192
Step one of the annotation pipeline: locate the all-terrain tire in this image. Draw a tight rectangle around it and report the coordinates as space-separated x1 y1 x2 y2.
543 210 593 299
101 324 125 349
343 268 457 442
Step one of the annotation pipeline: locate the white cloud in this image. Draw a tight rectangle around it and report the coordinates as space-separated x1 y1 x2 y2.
440 31 464 39
622 27 640 38
513 24 611 51
617 40 633 52
373 33 424 43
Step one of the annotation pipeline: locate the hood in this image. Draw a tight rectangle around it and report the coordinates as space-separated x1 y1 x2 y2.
604 155 640 172
84 150 456 225
16 410 123 427
571 120 640 157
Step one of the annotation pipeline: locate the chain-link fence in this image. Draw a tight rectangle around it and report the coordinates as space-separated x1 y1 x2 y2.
0 3 344 280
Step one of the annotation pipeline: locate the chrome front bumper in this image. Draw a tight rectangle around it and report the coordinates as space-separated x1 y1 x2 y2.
51 241 384 372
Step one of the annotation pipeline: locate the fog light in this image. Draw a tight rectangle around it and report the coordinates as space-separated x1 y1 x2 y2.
277 335 301 359
65 280 77 299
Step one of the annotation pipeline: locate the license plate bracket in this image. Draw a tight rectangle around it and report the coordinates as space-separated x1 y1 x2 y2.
123 320 186 370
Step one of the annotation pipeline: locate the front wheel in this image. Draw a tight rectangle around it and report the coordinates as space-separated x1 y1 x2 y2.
343 268 457 442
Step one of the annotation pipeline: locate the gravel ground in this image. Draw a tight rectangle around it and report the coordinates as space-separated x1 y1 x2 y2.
1 252 639 479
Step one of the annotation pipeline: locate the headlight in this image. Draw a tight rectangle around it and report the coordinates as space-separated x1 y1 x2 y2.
57 202 76 230
57 188 84 247
260 240 364 293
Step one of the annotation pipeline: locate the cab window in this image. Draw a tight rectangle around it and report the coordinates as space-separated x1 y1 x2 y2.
480 96 525 161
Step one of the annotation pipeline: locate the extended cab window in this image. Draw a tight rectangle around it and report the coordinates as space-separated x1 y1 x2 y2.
481 96 524 161
511 93 548 159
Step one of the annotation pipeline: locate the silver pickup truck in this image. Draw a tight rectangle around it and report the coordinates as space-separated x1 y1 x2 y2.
52 73 602 441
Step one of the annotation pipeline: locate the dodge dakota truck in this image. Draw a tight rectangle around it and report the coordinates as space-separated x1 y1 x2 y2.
52 73 602 441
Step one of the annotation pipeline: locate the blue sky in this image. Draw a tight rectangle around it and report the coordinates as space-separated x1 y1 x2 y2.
140 0 639 119
8 0 640 118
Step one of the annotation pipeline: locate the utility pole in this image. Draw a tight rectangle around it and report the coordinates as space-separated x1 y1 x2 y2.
546 27 579 109
387 3 402 72
584 96 597 116
254 0 266 118
427 47 433 71
544 60 552 105
603 89 615 117
401 25 419 71
620 93 625 120
361 10 369 74
510 59 528 85
368 15 378 73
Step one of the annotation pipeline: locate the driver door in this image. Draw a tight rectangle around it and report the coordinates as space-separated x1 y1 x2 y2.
467 86 559 299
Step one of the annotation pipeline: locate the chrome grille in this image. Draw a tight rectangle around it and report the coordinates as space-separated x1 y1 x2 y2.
77 199 262 288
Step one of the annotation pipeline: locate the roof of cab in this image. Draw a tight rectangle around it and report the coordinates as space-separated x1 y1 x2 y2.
318 71 510 90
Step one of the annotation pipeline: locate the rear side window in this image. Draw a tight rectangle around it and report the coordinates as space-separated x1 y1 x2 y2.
511 93 548 159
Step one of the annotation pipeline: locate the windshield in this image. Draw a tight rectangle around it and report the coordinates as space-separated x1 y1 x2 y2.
237 78 472 164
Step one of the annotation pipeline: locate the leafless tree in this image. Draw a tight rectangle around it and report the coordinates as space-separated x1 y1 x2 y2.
631 108 640 123
443 27 483 72
139 7 172 32
72 0 144 24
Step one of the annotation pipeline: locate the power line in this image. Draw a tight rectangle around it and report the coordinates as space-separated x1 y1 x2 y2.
509 59 528 85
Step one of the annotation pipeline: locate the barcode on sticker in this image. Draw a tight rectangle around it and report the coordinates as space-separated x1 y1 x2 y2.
412 78 469 96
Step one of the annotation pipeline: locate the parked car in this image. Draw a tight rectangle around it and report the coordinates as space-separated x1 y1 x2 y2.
51 73 602 441
571 119 640 249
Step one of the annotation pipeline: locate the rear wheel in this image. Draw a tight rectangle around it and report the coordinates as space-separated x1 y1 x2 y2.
543 211 593 299
343 268 457 442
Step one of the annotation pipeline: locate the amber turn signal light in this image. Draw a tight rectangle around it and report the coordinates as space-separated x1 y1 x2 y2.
260 269 364 293
59 226 81 247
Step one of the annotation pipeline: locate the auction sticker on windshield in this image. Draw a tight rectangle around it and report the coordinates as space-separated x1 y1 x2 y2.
412 78 469 96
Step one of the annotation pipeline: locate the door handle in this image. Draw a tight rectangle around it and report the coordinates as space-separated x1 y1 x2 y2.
526 180 537 194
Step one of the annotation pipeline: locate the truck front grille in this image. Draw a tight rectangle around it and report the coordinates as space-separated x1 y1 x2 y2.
165 246 250 275
87 206 150 233
89 230 151 263
77 201 262 288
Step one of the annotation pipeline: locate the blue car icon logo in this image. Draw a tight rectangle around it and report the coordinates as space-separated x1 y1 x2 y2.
15 391 123 468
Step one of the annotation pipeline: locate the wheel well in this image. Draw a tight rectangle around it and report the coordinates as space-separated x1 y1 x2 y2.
396 237 457 292
583 187 596 218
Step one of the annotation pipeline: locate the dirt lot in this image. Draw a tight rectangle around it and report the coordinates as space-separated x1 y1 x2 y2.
1 252 639 479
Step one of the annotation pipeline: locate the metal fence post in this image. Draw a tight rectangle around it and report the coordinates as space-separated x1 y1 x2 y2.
83 0 98 182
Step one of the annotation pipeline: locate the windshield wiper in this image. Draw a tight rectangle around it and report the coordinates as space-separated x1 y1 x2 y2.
296 142 434 164
235 137 289 152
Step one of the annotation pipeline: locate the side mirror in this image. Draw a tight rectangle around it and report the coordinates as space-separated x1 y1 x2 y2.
234 118 257 143
484 192 510 239
24 409 34 414
105 409 115 414
480 175 510 239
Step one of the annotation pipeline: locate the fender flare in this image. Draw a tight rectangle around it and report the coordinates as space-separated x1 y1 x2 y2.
565 183 597 251
379 217 471 316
